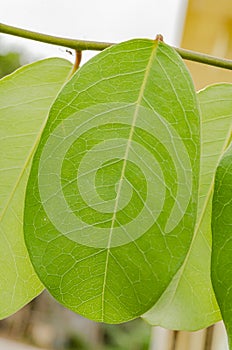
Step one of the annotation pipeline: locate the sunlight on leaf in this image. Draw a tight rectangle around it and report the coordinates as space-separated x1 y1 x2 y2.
143 84 232 330
0 58 72 318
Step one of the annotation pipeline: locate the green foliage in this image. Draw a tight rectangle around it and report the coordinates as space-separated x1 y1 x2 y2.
0 57 72 318
143 84 232 330
24 39 200 323
0 37 232 347
0 51 21 78
100 319 150 350
212 142 232 346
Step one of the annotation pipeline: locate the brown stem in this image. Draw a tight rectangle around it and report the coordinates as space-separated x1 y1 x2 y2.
204 325 214 350
171 331 179 350
67 50 82 79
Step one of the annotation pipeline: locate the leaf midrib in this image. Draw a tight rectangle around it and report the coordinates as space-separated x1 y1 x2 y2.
101 42 158 320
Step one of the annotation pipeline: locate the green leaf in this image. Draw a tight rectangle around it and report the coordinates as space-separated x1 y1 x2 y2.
24 39 200 323
212 142 232 348
143 84 232 330
0 58 72 319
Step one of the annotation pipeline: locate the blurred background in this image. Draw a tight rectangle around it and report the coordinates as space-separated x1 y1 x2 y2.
2 0 232 88
1 0 232 349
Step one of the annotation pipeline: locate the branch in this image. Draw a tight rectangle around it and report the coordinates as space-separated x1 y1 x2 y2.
174 47 232 70
1 22 232 70
0 23 112 51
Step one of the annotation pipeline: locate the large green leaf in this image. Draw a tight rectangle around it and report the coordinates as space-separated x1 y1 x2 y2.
143 84 232 330
24 39 200 323
0 58 72 318
212 142 232 348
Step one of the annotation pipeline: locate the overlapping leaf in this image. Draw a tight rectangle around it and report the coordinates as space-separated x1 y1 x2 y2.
143 84 232 330
212 142 232 348
0 58 72 318
24 39 200 323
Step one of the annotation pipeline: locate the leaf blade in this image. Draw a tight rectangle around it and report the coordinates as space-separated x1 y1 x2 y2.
143 83 232 330
212 142 232 347
0 58 72 318
24 39 200 323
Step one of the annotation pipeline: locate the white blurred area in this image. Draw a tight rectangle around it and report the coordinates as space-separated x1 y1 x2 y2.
150 322 229 350
1 0 188 64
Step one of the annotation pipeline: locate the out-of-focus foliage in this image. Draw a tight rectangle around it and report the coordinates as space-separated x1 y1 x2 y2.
0 293 150 350
99 320 150 350
0 57 72 319
0 51 21 78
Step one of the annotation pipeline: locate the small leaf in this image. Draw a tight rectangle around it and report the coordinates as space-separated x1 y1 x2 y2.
212 142 232 348
143 84 232 330
24 39 200 323
0 58 72 318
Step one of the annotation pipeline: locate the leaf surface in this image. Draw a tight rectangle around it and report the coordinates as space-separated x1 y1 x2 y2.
143 84 232 330
24 39 200 323
0 58 72 318
212 143 232 348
